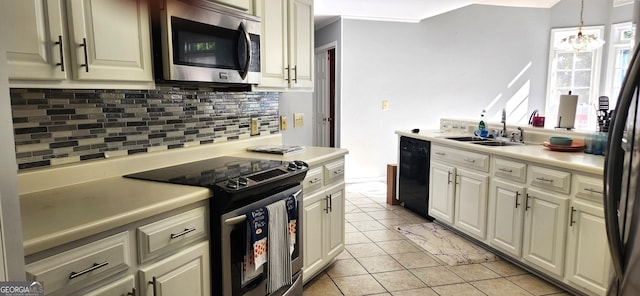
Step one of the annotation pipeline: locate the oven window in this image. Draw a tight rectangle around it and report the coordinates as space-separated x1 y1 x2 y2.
171 17 240 70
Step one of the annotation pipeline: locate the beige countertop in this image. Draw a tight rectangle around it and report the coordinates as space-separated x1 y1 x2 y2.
397 130 604 176
19 140 348 256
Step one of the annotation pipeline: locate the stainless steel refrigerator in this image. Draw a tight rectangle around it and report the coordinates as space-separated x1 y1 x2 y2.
604 2 640 294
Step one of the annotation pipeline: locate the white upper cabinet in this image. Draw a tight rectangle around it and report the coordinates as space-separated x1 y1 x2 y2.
3 0 68 80
3 0 153 86
255 0 314 91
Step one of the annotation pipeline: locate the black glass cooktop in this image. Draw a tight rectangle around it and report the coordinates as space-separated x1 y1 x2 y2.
124 156 290 188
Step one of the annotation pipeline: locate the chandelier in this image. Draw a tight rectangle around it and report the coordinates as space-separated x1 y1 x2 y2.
556 0 605 52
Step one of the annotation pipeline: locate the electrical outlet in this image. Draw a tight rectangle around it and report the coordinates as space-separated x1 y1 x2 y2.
250 118 259 135
382 100 389 111
280 116 287 130
293 113 304 128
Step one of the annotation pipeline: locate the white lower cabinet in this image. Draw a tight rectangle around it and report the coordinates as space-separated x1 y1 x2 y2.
138 241 210 296
302 157 346 283
429 144 489 240
25 203 210 295
488 178 526 257
428 161 455 224
522 187 569 277
302 182 345 282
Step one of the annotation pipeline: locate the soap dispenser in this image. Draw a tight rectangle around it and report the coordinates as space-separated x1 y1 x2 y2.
475 109 488 137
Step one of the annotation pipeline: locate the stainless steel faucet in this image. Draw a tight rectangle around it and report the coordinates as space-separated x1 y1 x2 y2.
501 108 507 137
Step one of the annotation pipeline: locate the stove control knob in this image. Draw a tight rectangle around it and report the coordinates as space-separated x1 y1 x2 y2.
287 162 298 171
238 176 249 186
294 160 306 169
227 179 239 189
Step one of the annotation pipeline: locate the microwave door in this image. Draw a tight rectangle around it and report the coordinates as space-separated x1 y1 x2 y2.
238 22 251 80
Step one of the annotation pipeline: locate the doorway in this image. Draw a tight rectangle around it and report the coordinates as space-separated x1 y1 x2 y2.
314 44 337 147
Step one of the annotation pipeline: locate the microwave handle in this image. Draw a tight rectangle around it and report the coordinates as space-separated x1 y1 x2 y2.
238 22 251 80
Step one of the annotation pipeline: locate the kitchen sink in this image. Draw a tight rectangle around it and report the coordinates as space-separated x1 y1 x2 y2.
472 141 524 147
446 136 492 142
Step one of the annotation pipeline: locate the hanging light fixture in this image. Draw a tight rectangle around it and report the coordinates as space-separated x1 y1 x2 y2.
556 0 605 52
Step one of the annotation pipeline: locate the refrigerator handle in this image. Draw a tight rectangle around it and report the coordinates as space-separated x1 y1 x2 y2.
605 43 640 279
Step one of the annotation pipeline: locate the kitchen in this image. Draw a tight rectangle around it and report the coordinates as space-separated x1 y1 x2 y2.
0 0 636 295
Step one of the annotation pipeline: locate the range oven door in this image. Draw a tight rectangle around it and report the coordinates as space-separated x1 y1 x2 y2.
220 185 303 296
157 0 261 84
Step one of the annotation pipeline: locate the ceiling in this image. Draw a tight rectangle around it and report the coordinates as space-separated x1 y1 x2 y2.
314 0 562 27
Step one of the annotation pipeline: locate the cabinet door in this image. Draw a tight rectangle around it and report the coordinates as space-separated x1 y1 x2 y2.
83 275 136 296
287 0 314 89
67 0 152 81
454 168 488 239
488 179 526 257
429 162 455 224
138 241 210 296
255 0 289 88
2 0 68 80
325 184 345 260
565 200 610 296
302 190 326 282
522 188 568 277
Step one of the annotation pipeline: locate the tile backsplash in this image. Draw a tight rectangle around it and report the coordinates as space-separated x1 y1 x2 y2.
11 87 280 170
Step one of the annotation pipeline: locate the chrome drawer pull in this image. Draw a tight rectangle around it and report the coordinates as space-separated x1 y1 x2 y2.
464 158 476 163
309 178 322 184
334 169 344 175
170 228 196 239
536 177 554 183
435 152 445 156
498 168 513 173
584 188 603 194
69 261 109 279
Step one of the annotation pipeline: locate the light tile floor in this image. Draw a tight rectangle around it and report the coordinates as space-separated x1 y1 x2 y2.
302 182 573 296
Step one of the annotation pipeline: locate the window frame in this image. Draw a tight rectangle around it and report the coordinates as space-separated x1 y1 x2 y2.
604 22 634 110
545 26 605 130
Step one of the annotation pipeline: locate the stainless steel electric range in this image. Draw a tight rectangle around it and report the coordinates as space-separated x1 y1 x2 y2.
125 156 308 296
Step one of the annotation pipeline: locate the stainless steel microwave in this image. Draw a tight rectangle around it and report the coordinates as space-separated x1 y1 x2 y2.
153 0 261 85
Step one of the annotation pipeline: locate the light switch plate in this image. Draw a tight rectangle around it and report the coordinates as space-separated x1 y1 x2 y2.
280 116 287 130
250 118 259 135
382 100 389 111
293 113 304 128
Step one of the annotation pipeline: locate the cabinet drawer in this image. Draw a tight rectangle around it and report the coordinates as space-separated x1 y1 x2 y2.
26 232 131 295
137 207 207 263
529 165 571 194
303 167 324 194
574 174 604 203
493 158 527 183
324 159 345 185
432 144 489 172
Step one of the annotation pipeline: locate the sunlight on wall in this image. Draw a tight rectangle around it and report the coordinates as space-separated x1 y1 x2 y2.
486 62 533 124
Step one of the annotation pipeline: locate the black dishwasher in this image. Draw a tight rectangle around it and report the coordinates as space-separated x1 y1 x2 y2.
398 136 433 220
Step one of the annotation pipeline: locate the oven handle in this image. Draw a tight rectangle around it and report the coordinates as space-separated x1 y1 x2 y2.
224 189 302 226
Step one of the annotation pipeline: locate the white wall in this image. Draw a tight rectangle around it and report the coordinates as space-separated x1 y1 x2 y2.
339 5 550 182
0 14 26 279
278 92 315 146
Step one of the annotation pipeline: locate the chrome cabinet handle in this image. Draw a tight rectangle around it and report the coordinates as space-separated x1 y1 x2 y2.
80 37 89 72
329 194 333 212
498 168 513 173
455 174 460 185
464 158 476 163
569 206 577 227
536 177 554 183
170 228 196 239
584 188 603 194
127 288 136 296
69 261 109 279
525 194 531 211
334 169 344 175
447 171 452 184
55 35 65 72
324 196 330 213
293 65 298 83
515 191 521 208
309 178 322 184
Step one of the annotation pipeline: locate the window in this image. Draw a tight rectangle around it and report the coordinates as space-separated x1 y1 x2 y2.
545 26 604 130
605 22 634 109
